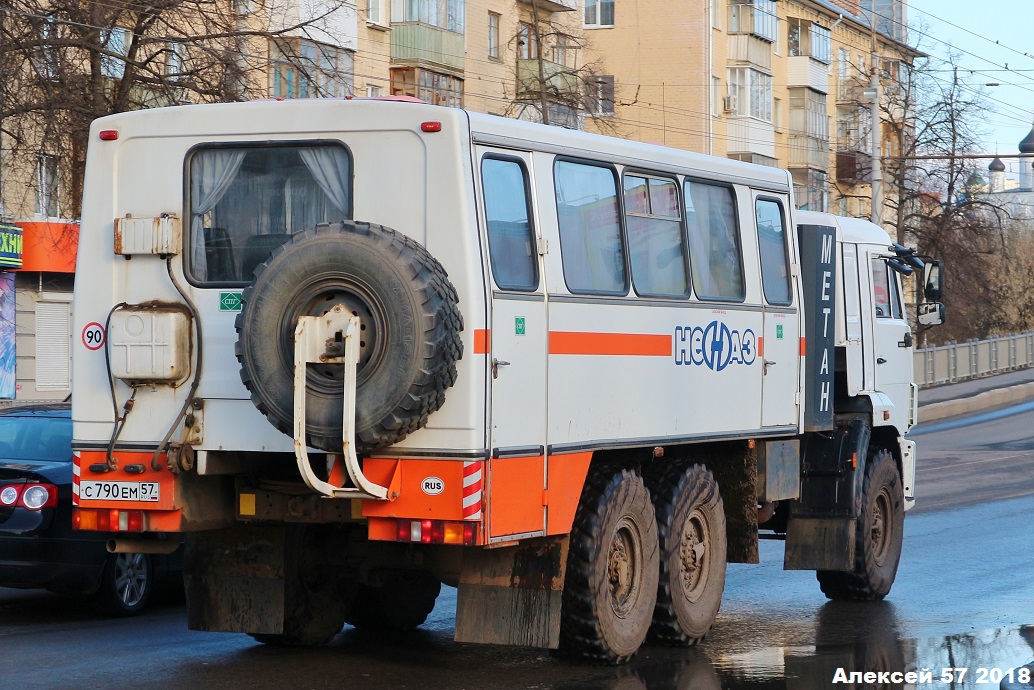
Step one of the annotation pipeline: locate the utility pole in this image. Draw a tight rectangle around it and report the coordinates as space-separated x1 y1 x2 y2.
867 8 882 226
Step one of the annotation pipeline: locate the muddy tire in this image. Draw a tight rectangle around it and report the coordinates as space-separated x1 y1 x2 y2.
644 462 726 645
816 448 904 601
560 468 659 664
345 571 441 631
235 221 462 453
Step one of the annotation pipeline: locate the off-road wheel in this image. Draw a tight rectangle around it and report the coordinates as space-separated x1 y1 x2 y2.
644 462 726 645
345 571 441 631
560 468 659 664
816 448 904 601
93 552 153 617
235 221 463 453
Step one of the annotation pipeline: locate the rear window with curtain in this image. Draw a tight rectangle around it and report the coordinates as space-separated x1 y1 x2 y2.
186 143 352 285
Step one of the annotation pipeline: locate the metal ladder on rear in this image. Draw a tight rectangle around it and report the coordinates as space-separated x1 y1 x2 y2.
293 305 398 500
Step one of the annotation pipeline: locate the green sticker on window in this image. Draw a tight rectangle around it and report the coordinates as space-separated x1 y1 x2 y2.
515 317 526 336
220 292 243 312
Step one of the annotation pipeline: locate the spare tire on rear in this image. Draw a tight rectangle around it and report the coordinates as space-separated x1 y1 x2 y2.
235 221 463 453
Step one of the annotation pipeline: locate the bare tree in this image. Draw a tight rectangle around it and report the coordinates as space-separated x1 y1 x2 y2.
0 0 354 219
878 47 1010 344
502 0 616 132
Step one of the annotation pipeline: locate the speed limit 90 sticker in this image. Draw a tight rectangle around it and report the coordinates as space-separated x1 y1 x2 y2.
82 322 105 351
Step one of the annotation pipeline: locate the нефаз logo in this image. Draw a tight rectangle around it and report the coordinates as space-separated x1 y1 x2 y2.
673 321 757 371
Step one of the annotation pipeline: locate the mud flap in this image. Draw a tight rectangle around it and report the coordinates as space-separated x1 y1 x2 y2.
784 417 869 571
454 536 567 648
184 526 286 633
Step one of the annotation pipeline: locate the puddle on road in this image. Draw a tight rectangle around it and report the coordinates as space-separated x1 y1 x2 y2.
609 617 1034 690
546 602 1034 690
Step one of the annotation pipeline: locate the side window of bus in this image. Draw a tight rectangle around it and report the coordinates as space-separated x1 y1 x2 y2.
554 159 627 295
755 197 792 305
871 258 902 319
684 180 745 301
624 174 689 298
482 156 538 291
186 143 352 286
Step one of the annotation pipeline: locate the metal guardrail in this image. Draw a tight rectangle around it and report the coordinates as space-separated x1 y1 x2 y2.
914 331 1034 387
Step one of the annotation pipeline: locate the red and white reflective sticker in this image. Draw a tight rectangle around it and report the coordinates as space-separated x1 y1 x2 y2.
462 461 483 520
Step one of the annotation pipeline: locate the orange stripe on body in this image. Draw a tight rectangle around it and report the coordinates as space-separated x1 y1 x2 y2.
800 337 807 356
757 336 764 357
549 331 672 356
473 329 491 354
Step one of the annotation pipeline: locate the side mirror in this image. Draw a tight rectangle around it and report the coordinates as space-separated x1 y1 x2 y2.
923 260 943 301
918 301 945 326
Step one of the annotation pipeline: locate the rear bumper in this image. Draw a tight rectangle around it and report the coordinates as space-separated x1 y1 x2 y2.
0 535 106 595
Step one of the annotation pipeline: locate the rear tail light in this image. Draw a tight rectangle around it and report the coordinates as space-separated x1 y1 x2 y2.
72 508 146 532
0 483 58 510
394 518 477 545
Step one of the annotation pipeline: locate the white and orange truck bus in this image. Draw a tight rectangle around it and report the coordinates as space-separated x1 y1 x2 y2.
70 98 944 662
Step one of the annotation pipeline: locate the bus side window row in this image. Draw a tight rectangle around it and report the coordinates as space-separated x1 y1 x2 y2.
481 153 789 307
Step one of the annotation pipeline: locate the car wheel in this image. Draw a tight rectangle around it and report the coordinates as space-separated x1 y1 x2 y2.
93 552 154 617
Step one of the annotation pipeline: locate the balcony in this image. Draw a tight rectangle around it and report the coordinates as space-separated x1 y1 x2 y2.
516 59 580 99
517 0 577 12
789 134 829 171
391 22 465 72
835 150 872 184
837 78 866 103
787 56 828 94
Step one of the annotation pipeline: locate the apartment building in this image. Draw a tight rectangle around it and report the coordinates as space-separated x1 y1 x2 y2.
582 0 919 216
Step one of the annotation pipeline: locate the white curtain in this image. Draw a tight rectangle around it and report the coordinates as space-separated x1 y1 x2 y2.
190 150 246 280
298 148 349 217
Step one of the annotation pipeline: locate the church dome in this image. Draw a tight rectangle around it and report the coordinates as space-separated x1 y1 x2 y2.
989 156 1006 172
1020 126 1034 154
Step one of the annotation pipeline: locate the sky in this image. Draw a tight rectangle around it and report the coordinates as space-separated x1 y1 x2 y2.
906 0 1034 178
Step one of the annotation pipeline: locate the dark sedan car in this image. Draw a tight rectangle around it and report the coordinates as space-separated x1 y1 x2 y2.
0 403 178 615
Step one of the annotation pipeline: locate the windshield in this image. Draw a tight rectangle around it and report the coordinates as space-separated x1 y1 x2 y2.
0 414 71 462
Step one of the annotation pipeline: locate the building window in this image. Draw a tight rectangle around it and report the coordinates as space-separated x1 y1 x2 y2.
488 12 500 60
554 34 577 67
36 301 72 392
390 67 463 107
368 0 385 24
584 0 614 28
728 66 772 121
711 0 721 28
35 17 59 80
165 42 182 80
789 88 828 140
788 19 830 64
366 83 383 97
101 27 129 79
36 155 58 218
233 0 254 16
394 0 465 32
518 23 539 60
586 75 615 115
270 39 354 99
712 75 721 116
729 0 777 42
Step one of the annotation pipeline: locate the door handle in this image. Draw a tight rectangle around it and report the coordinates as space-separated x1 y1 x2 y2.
763 359 777 373
877 357 887 364
898 332 913 348
492 358 510 379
